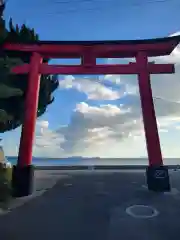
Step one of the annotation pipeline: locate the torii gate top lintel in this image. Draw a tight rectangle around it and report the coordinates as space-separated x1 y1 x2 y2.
3 35 180 58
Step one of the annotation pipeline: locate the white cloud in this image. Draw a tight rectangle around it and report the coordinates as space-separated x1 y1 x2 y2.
33 103 145 157
33 121 65 157
36 120 49 135
59 75 125 100
101 74 121 84
36 120 49 129
35 120 64 147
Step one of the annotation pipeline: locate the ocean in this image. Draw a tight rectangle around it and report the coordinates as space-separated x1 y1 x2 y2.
6 156 180 166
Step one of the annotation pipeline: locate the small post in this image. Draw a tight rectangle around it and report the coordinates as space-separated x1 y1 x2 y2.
136 51 170 192
12 52 42 197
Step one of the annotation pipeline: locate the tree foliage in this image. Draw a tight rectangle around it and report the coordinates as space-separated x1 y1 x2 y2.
0 3 59 133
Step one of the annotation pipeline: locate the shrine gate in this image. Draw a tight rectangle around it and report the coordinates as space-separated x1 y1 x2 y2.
3 35 180 197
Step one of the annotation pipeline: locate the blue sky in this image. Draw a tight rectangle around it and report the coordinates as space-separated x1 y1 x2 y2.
4 0 180 40
2 0 180 159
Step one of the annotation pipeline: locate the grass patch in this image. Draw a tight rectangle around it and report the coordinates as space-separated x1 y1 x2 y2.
0 163 12 210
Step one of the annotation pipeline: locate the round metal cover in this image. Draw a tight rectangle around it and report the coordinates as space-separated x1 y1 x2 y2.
126 205 159 219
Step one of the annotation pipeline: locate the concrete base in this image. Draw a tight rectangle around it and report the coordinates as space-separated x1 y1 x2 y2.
12 165 34 198
146 165 170 192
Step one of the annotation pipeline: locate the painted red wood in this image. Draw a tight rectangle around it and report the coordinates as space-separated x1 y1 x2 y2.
3 38 177 57
11 63 174 75
137 51 163 166
18 52 42 167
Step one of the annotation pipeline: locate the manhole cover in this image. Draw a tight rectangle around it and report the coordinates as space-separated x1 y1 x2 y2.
126 205 159 219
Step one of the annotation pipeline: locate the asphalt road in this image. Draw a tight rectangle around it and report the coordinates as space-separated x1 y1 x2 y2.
0 170 180 240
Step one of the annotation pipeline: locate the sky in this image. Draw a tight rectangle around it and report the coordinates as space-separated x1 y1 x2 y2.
1 0 180 158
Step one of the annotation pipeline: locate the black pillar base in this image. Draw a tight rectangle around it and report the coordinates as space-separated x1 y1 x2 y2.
146 165 170 192
11 165 34 198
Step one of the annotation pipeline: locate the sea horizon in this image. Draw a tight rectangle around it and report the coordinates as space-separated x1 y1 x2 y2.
6 156 180 166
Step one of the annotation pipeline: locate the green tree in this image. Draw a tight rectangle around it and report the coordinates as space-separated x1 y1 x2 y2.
0 2 59 132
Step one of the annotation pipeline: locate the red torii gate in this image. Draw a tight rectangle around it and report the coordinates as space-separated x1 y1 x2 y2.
3 35 180 197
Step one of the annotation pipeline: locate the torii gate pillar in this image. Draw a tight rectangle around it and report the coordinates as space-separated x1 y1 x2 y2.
11 53 42 197
137 51 170 192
